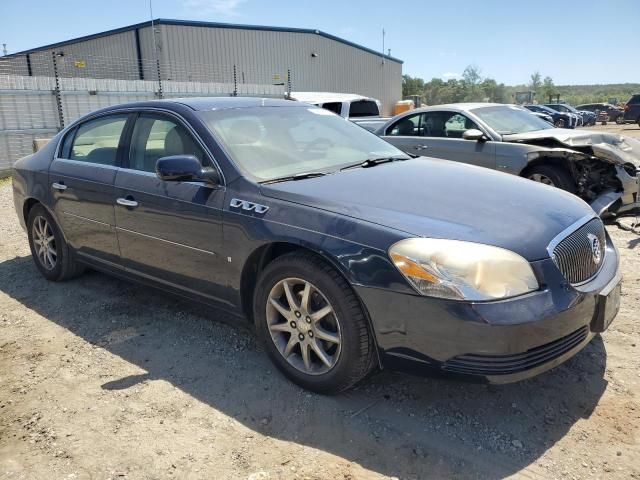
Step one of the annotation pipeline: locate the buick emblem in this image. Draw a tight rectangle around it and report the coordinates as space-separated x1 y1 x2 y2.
587 234 602 265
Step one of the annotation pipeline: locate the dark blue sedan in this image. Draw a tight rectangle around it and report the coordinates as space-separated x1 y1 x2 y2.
12 98 621 393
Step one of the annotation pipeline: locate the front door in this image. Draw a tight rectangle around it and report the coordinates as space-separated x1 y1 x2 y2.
49 113 130 265
382 111 496 169
113 112 228 304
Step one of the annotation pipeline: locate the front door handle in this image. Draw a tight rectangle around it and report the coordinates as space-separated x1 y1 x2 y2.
116 197 139 208
414 144 429 151
52 182 67 191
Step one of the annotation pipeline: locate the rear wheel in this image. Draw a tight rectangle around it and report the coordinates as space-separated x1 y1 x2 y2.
615 115 624 125
525 164 577 194
27 204 84 281
254 252 375 394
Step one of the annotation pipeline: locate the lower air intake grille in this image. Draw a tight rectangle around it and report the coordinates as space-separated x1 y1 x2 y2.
443 326 589 376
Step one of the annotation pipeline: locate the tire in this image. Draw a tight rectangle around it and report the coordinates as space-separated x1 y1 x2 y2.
27 204 85 281
554 118 565 128
253 251 375 394
615 115 624 125
524 164 577 194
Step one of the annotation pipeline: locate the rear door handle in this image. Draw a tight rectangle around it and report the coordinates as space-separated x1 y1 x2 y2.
116 197 138 208
414 144 429 151
52 182 67 191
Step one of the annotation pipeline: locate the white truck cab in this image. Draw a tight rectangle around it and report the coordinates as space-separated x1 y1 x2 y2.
290 92 382 119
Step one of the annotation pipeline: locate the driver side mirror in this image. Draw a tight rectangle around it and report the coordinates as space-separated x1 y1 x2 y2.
156 155 220 184
462 129 487 141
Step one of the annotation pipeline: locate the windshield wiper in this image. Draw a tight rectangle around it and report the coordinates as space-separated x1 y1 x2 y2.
340 156 409 171
261 171 328 184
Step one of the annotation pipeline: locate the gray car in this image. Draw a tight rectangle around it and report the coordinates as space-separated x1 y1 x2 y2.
376 104 640 215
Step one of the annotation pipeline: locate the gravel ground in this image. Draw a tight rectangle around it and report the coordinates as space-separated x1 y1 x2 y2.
0 175 639 480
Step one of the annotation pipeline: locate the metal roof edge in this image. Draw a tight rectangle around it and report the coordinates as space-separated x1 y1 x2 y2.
4 18 403 64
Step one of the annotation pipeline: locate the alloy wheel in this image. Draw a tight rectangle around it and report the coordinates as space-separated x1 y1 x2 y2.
32 216 57 270
528 173 555 186
266 278 342 375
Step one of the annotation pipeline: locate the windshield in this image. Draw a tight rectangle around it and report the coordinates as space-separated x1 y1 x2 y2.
199 106 406 182
471 105 553 135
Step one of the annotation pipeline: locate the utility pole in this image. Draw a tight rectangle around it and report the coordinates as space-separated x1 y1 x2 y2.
381 28 385 65
2 44 7 56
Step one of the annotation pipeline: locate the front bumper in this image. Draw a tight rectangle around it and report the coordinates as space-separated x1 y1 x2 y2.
356 235 620 384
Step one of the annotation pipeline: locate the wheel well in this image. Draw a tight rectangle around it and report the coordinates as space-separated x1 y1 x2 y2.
239 242 382 368
23 198 40 224
240 242 319 320
520 157 573 178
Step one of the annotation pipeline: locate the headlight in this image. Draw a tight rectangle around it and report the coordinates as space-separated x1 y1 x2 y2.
389 238 539 301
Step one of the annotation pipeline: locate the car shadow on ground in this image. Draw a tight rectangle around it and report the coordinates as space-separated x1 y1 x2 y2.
0 256 609 479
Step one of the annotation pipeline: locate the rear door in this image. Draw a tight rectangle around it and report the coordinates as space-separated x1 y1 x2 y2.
382 111 496 169
49 113 131 265
113 111 228 304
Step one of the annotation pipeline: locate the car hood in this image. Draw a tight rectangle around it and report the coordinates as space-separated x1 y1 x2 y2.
503 128 640 167
260 158 593 260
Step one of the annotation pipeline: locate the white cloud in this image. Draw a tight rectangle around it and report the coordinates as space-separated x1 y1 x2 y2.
182 0 246 16
441 72 462 80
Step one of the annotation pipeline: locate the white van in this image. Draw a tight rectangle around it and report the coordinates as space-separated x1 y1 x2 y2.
290 92 382 119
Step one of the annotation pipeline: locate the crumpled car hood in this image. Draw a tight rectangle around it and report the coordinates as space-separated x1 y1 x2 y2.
503 128 640 167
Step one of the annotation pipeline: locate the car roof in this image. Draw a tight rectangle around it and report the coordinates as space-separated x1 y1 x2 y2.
96 97 305 114
290 92 377 103
402 103 516 115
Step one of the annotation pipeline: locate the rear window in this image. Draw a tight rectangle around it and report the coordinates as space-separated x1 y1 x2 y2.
348 100 380 118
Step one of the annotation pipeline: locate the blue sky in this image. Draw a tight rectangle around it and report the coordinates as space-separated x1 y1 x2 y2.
1 0 638 85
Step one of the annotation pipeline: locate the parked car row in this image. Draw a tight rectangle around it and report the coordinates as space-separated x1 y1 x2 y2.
523 104 578 128
11 96 632 394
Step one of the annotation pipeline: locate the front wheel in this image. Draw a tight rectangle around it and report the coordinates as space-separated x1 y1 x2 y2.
254 252 375 394
525 164 577 194
554 118 566 128
27 204 84 281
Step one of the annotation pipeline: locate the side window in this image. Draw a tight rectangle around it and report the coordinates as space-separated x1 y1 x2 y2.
444 113 480 138
66 115 128 166
628 95 640 105
386 113 422 136
321 102 343 115
128 114 205 172
421 112 454 137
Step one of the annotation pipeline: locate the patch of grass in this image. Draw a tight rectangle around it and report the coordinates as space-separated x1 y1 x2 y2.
0 174 12 186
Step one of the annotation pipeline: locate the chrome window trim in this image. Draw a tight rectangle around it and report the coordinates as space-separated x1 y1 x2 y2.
53 107 226 186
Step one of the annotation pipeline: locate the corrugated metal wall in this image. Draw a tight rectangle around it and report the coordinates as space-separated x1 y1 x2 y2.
158 24 401 115
4 23 402 115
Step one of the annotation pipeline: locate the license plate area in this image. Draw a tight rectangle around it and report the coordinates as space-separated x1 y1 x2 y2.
591 277 621 333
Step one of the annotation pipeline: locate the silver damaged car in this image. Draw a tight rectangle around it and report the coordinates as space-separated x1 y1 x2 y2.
376 103 640 216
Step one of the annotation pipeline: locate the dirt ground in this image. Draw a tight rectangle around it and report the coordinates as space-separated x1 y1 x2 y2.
1 125 640 479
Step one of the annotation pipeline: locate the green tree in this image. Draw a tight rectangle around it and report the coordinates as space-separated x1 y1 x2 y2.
462 65 482 86
402 74 425 98
529 71 542 92
540 76 555 103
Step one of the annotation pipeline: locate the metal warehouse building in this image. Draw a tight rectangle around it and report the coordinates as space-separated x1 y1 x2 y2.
3 19 403 114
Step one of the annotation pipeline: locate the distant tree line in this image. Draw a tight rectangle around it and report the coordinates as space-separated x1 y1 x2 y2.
403 66 640 106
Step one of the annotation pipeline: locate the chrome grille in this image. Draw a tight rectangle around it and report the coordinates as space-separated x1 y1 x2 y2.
552 219 606 285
